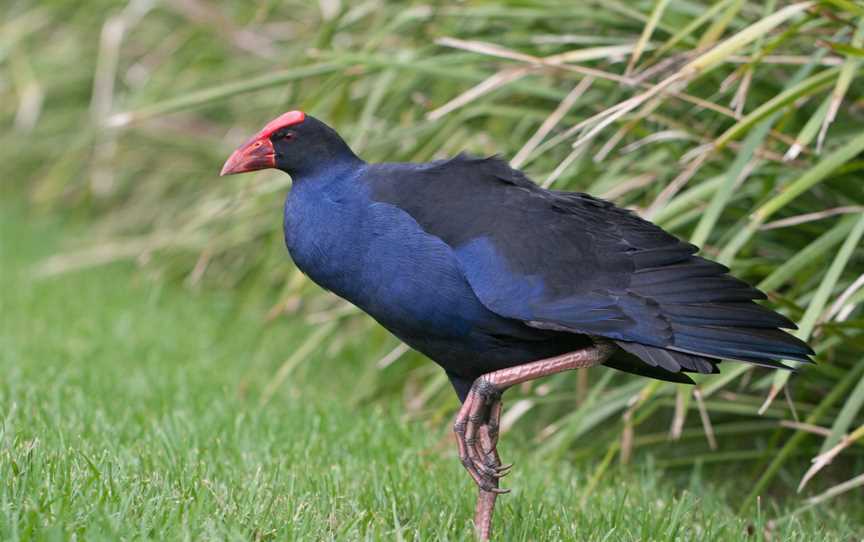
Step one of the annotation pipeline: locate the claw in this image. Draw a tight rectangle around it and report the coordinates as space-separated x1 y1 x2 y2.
481 457 507 478
488 468 511 479
479 482 510 494
454 385 514 497
494 465 512 476
473 460 499 477
464 345 614 539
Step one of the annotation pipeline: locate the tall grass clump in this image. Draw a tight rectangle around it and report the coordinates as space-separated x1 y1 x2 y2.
3 0 862 509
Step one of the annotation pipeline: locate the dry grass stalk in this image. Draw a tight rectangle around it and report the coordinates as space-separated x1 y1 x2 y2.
510 77 594 168
426 66 535 121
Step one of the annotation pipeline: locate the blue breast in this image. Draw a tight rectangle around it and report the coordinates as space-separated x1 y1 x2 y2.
283 169 492 341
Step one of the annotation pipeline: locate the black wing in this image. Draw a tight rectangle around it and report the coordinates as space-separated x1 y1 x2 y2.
368 155 813 376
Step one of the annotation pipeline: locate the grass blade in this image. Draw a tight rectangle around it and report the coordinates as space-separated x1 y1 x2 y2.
754 132 864 222
784 93 832 160
714 65 843 150
820 367 864 453
684 2 814 75
720 130 864 263
763 213 864 408
626 0 671 75
647 0 736 61
805 473 864 506
741 360 864 511
689 119 771 246
816 20 864 151
698 0 744 50
108 62 347 127
758 217 857 292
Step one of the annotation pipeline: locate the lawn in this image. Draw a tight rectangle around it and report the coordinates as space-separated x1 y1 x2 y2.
2 2 863 538
2 205 862 541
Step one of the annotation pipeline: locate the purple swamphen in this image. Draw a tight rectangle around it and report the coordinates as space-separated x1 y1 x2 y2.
221 111 813 539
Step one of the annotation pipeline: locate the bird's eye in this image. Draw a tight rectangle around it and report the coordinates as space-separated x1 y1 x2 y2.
281 132 295 141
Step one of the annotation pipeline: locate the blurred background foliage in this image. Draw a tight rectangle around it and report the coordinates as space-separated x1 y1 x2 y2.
2 0 863 514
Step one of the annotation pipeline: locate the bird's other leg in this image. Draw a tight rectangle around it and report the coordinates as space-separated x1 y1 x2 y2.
474 402 504 541
454 388 506 541
453 340 615 540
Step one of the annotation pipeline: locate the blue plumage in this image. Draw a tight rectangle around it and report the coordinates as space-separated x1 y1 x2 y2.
220 111 815 536
283 161 588 384
224 113 813 399
285 166 484 339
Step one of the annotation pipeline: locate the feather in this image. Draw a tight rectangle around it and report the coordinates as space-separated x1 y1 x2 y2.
365 153 814 380
661 302 796 329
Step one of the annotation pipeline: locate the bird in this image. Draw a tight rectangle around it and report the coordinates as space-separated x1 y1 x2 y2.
220 110 813 540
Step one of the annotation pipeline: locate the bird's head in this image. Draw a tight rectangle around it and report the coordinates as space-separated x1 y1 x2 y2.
220 111 359 178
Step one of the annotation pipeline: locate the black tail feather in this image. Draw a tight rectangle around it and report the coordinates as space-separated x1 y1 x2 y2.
605 349 696 384
616 341 718 374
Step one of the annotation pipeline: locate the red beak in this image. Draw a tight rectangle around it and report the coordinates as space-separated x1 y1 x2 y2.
220 137 276 176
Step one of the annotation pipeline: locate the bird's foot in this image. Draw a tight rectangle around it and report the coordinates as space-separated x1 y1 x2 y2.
452 346 615 540
454 378 511 494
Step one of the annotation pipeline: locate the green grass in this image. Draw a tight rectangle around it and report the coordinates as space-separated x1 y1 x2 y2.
5 3 861 482
2 210 863 541
3 1 864 538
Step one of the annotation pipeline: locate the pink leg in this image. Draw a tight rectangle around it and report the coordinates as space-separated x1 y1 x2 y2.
474 403 505 540
453 340 615 540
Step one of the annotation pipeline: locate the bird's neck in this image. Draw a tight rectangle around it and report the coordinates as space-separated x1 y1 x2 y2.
283 164 369 289
290 155 364 186
283 137 365 179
